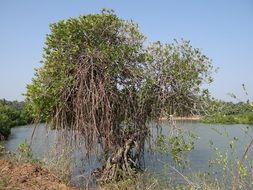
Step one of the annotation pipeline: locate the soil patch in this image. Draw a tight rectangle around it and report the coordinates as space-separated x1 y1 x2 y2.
0 159 75 190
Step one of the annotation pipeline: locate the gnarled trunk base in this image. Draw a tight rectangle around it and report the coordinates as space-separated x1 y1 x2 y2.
93 134 142 184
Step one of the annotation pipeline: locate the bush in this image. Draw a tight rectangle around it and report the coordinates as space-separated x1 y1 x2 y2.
0 100 33 140
0 144 5 156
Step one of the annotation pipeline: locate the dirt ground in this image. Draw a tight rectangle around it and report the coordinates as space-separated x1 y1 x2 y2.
0 159 75 190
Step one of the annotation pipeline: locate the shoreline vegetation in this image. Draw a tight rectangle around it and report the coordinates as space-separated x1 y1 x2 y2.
160 116 201 121
1 125 253 190
0 99 252 189
202 112 253 125
0 99 33 140
1 98 253 142
202 100 253 125
160 112 253 125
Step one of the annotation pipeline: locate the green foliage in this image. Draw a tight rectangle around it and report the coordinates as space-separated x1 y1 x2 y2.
26 10 214 182
156 132 195 166
208 130 253 190
168 136 194 164
0 99 33 140
26 10 146 123
203 112 253 124
17 142 33 159
26 10 213 127
207 100 253 115
15 142 40 164
202 99 253 124
0 144 5 157
147 40 213 116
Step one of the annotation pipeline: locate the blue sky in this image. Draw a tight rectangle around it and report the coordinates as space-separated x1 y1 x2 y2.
0 0 252 101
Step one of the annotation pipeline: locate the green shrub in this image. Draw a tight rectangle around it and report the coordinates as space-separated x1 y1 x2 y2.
0 144 5 156
0 100 33 140
15 142 40 164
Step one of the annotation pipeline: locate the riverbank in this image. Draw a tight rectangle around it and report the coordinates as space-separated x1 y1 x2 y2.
159 113 253 125
0 159 76 190
202 112 253 125
160 115 201 121
1 123 253 189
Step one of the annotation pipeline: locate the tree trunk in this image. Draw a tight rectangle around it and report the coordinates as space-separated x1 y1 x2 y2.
93 133 142 184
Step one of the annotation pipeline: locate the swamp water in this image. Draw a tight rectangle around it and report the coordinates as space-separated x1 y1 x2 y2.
3 122 253 187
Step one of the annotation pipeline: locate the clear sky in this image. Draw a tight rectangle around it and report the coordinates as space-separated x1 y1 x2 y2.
0 0 253 101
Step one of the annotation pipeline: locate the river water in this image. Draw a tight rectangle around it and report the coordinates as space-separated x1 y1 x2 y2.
3 121 253 186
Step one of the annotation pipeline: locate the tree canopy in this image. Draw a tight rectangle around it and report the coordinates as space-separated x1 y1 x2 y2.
26 10 213 183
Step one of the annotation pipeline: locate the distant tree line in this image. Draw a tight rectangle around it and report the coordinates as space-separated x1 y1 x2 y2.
202 99 253 124
0 99 33 140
